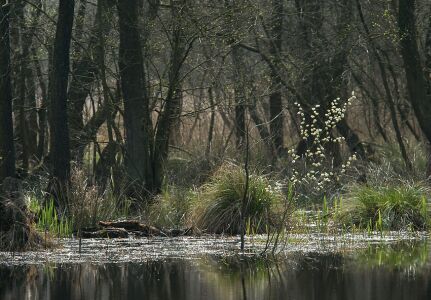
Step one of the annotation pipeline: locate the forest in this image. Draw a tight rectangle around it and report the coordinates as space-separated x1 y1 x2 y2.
1 0 431 244
0 0 431 267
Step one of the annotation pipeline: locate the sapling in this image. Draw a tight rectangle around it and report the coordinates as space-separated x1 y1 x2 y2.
288 92 358 192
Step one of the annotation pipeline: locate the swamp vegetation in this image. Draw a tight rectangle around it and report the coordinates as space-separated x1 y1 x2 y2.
1 0 431 299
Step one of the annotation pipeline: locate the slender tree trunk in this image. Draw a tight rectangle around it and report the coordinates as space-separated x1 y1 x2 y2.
424 6 431 94
26 66 38 158
248 87 273 157
231 45 246 150
268 0 284 157
206 87 216 157
18 54 29 173
48 0 74 197
0 1 15 182
32 47 47 161
11 1 40 173
240 121 250 251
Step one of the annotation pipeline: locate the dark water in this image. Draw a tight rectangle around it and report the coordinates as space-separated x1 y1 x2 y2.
1 239 430 300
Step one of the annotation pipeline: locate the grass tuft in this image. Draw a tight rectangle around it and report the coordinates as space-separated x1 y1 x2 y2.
29 197 73 238
192 164 284 234
337 183 430 231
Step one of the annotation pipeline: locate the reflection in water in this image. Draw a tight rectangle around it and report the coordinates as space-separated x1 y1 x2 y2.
1 242 430 300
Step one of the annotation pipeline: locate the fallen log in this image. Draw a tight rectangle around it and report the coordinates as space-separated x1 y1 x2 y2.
80 227 128 238
165 227 194 237
98 220 164 236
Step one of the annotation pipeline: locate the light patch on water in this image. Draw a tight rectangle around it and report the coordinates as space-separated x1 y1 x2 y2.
0 232 428 266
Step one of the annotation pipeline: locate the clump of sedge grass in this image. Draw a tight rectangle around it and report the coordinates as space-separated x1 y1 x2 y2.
192 164 284 234
338 183 430 231
28 197 73 237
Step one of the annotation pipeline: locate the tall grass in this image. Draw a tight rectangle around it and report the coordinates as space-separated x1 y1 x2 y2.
192 164 284 234
29 197 73 237
337 183 430 230
63 166 132 230
24 166 132 236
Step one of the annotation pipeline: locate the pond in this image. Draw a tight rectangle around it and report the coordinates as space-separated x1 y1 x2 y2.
0 234 430 300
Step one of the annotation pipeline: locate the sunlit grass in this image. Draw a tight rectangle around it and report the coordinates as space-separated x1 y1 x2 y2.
29 197 73 238
192 164 284 234
337 184 430 231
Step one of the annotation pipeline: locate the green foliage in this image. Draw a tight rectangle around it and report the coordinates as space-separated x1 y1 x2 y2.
32 198 73 238
192 164 284 234
337 184 430 231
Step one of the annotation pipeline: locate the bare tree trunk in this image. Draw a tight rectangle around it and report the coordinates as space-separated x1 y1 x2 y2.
351 72 388 142
240 121 250 251
206 87 216 157
268 0 284 157
48 0 74 200
425 6 431 94
118 0 154 196
14 0 41 173
32 47 47 161
26 65 38 160
231 45 246 150
0 1 15 182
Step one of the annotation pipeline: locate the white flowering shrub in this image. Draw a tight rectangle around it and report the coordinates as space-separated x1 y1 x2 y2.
288 92 358 192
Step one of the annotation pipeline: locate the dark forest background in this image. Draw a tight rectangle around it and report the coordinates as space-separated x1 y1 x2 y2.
0 0 431 243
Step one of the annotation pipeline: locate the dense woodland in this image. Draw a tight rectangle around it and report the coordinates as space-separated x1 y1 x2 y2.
0 0 431 248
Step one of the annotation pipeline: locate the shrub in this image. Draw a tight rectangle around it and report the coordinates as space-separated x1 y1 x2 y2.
192 164 284 234
338 183 430 230
281 93 359 206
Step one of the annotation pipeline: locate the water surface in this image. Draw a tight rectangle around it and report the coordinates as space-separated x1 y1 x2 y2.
0 234 430 300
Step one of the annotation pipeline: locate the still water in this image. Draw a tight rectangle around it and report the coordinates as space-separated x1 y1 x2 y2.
0 236 430 300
